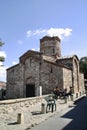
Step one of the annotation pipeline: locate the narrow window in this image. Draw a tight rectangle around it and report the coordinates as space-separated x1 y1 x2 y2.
51 67 53 73
53 48 55 53
30 58 32 67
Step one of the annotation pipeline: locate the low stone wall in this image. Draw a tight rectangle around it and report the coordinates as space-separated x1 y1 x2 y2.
0 95 48 114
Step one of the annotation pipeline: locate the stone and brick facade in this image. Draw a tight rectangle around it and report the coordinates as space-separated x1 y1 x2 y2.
6 36 85 99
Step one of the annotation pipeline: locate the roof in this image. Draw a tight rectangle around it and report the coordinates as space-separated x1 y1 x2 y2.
7 64 19 71
42 55 71 70
56 55 79 61
40 36 61 43
7 49 76 71
19 50 42 64
20 50 41 58
43 55 56 63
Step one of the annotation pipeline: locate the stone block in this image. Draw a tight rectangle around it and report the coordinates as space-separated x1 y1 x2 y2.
17 113 24 124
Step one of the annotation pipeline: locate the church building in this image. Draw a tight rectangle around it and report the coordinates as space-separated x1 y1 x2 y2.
6 36 84 99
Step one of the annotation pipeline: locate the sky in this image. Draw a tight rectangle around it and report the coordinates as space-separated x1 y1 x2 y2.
0 0 87 82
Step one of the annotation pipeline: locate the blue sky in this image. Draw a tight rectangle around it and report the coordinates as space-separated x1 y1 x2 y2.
0 0 87 81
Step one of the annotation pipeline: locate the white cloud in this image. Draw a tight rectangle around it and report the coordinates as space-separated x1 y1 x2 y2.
0 61 18 81
26 28 72 39
0 66 6 81
26 30 32 37
0 51 6 58
38 48 40 51
0 62 3 66
0 51 6 81
12 61 18 65
31 48 35 51
31 48 40 51
0 51 7 81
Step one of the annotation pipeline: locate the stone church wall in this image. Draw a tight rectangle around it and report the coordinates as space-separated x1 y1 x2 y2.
7 56 41 99
6 36 84 99
40 36 61 57
7 64 22 99
79 73 85 95
40 61 63 94
62 68 72 91
22 57 40 97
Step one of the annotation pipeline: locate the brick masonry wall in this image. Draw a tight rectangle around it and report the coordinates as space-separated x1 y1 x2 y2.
40 36 61 57
7 53 41 99
79 73 85 95
40 61 63 94
23 57 40 97
7 65 21 99
6 37 84 99
62 68 72 91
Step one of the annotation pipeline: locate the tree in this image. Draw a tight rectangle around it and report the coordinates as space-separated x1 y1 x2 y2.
0 39 5 64
0 39 4 47
79 57 87 79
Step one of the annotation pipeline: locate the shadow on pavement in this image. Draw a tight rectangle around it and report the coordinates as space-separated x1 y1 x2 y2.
61 97 87 130
31 111 42 115
8 122 18 125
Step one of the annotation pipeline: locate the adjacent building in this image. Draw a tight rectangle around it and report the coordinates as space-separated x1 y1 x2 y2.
0 81 6 99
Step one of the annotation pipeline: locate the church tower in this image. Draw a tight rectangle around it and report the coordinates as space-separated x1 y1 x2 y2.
40 36 61 58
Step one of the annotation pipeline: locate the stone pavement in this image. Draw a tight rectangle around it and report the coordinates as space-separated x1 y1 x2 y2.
0 96 84 130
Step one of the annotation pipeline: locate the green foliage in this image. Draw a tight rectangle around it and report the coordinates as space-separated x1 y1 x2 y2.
79 57 87 79
0 56 5 62
0 39 5 63
0 40 4 47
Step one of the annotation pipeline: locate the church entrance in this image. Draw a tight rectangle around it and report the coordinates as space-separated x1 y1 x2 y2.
26 84 35 97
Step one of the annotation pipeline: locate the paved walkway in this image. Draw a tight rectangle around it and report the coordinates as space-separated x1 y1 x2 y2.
0 96 84 130
30 96 87 130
